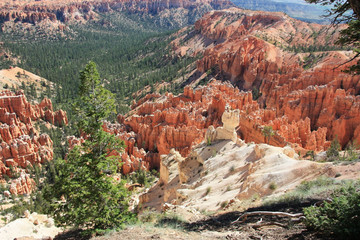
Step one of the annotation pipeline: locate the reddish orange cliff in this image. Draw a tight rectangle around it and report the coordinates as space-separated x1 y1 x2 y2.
172 8 360 149
103 80 335 173
0 90 68 195
0 0 234 25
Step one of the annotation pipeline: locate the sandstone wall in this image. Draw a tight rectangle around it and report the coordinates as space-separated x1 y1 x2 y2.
0 90 68 195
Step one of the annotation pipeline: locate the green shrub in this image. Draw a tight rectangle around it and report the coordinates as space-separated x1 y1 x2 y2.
341 141 359 162
205 187 211 196
220 201 228 209
326 137 341 161
206 137 212 146
128 169 157 188
304 182 360 238
43 62 135 234
269 182 277 191
154 213 185 229
264 176 338 206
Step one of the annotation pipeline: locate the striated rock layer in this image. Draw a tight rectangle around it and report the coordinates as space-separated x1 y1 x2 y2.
172 8 360 150
105 80 337 174
0 0 234 28
0 90 68 195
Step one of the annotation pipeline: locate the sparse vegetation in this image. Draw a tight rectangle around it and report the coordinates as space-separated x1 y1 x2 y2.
205 187 212 196
262 126 275 144
154 213 185 229
264 176 347 206
127 169 157 188
252 87 262 100
269 182 277 191
220 201 228 209
304 150 315 161
341 141 359 162
206 137 212 146
326 137 341 161
302 52 324 70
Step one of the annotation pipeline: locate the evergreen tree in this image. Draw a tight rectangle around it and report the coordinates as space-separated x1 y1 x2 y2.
44 62 134 233
262 126 275 144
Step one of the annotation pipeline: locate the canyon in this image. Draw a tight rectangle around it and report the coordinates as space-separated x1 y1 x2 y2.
101 8 360 174
0 1 359 239
2 7 358 180
174 8 360 149
0 0 234 31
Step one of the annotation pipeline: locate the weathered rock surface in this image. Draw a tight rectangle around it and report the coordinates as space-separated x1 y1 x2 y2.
0 211 60 240
206 104 240 143
105 80 336 174
0 90 68 194
139 140 336 211
172 8 360 150
106 81 257 173
0 0 234 30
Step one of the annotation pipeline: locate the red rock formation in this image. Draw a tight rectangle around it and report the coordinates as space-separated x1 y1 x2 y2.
103 82 240 171
105 79 340 173
171 8 360 150
0 0 234 26
0 90 68 195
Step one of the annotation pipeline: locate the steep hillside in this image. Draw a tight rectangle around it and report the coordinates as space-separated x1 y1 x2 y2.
172 8 360 149
0 0 234 33
0 67 54 98
0 1 235 114
139 106 338 211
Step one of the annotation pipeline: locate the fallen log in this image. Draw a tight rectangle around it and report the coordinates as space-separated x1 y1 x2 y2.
231 211 304 224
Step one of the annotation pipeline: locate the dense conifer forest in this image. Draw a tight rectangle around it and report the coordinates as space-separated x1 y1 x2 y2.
0 13 196 116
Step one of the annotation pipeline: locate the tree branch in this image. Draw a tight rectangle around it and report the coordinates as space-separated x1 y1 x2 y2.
231 211 304 224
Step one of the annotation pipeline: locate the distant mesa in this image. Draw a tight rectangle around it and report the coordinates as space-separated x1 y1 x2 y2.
0 0 235 29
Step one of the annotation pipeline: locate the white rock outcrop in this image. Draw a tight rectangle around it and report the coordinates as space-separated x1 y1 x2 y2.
205 105 240 143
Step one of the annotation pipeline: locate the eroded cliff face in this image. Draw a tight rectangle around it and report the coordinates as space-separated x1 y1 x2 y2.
172 8 360 150
0 90 68 195
103 80 336 174
0 0 234 28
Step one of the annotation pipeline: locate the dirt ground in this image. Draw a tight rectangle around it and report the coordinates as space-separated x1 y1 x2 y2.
54 201 332 240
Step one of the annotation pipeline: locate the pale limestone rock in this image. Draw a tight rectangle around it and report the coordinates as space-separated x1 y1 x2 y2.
205 105 240 143
283 146 296 158
24 210 30 219
159 149 183 185
254 145 265 159
179 151 204 184
4 190 11 198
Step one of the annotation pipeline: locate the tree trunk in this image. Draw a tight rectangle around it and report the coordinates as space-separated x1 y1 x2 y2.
349 0 360 20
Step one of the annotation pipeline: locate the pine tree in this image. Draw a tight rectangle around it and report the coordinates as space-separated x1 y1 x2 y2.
262 126 275 144
44 62 134 233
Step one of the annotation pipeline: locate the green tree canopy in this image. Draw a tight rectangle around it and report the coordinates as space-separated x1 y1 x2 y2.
44 62 134 234
262 125 275 144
